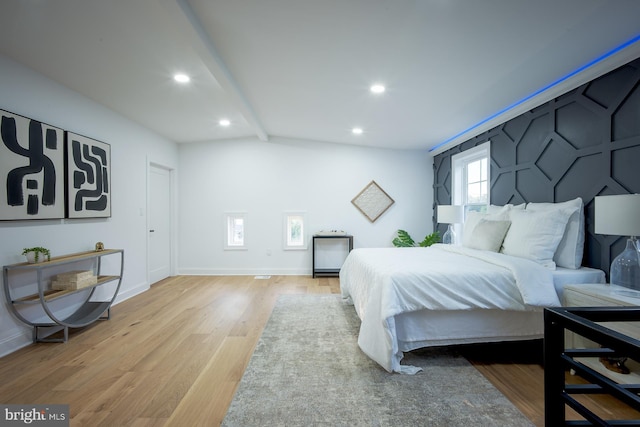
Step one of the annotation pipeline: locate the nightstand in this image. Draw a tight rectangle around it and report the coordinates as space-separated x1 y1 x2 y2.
564 283 640 308
563 283 640 383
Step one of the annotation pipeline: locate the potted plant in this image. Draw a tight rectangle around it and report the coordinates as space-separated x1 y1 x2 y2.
22 247 51 263
392 230 440 247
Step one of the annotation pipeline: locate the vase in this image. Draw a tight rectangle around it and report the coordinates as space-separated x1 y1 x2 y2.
610 238 640 290
25 252 46 263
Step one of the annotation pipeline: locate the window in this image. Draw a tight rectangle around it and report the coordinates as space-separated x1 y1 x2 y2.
283 212 307 250
452 141 490 216
465 157 488 207
224 212 247 250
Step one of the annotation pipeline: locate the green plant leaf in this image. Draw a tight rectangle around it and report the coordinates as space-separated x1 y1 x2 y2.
418 232 440 247
392 229 416 247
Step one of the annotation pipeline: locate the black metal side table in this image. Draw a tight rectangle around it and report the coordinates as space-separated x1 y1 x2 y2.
312 234 353 278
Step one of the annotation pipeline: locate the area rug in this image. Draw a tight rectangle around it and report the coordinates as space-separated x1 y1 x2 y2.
222 294 534 426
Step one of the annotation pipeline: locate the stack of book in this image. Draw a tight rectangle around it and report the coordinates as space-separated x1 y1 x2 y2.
52 270 97 290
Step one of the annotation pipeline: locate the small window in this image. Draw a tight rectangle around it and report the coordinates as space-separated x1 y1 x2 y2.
465 157 488 207
283 212 307 250
224 212 247 250
452 141 490 216
451 142 490 242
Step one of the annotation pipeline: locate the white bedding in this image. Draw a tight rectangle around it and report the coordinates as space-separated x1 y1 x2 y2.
340 244 584 373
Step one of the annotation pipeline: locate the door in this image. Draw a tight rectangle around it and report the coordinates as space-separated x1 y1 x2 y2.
148 164 172 284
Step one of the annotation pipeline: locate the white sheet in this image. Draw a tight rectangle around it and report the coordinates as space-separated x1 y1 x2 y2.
340 244 562 373
552 266 606 299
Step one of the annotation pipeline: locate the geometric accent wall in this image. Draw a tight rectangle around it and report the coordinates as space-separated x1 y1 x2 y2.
433 57 640 277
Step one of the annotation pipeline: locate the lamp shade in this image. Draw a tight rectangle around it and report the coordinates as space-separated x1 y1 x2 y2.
437 205 464 224
594 194 640 236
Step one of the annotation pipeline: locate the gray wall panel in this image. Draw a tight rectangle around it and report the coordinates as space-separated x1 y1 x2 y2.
433 57 640 277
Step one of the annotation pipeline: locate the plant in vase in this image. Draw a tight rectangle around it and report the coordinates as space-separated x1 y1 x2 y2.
22 247 51 263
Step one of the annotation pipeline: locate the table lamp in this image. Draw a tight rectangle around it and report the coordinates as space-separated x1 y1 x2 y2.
594 194 640 290
437 205 464 245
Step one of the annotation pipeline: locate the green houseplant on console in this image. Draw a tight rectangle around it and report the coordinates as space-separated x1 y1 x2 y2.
22 247 51 263
392 230 440 247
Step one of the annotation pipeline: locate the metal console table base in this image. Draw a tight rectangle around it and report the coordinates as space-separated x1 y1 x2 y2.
311 235 353 278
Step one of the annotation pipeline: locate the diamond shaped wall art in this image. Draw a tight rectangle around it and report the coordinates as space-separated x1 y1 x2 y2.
351 180 394 222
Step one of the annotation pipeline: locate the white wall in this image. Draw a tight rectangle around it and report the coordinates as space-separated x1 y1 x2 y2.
0 54 179 356
0 54 435 356
178 137 434 275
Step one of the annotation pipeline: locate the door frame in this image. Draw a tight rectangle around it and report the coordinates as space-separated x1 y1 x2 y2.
146 160 177 285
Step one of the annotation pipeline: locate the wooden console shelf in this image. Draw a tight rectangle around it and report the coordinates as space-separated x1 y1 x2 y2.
3 249 124 342
13 275 120 303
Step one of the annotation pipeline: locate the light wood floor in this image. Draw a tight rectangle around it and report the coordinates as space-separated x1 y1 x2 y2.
0 275 637 426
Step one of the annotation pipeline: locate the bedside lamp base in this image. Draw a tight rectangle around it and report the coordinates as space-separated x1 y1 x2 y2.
610 238 640 291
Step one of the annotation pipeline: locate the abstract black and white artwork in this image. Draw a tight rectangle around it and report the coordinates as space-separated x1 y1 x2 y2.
66 132 111 218
0 109 65 220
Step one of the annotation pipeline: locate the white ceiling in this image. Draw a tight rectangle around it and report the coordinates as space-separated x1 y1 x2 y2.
0 0 639 154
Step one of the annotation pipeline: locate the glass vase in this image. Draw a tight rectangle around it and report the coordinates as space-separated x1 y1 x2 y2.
610 238 640 290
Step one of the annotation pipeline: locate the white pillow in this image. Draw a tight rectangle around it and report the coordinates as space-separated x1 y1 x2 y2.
466 219 511 252
462 211 483 246
526 197 584 269
487 203 525 214
501 208 575 269
462 204 522 247
463 211 506 247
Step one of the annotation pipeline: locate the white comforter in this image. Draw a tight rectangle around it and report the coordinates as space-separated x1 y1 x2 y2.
339 244 561 373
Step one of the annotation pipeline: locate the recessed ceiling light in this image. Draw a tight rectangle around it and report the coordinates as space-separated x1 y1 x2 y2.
174 73 190 83
352 127 363 135
219 119 231 127
370 84 385 94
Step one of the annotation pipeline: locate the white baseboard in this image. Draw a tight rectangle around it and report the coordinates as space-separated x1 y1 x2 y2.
113 280 149 305
0 280 150 358
0 329 32 358
178 267 310 276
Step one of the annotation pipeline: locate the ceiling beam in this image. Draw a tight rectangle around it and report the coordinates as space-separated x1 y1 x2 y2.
161 0 269 141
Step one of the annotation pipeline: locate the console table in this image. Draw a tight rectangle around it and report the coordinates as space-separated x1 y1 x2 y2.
312 234 353 278
3 249 124 342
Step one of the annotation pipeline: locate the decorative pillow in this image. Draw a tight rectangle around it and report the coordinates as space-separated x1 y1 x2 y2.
462 204 521 247
463 211 502 247
466 219 511 252
525 197 584 269
501 208 576 269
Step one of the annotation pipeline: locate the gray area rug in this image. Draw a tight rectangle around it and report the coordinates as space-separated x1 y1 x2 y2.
222 294 534 426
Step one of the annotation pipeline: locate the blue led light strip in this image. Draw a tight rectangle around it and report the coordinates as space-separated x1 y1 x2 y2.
429 33 640 153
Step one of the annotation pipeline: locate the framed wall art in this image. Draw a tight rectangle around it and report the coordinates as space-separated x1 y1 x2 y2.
351 180 394 222
0 109 65 220
66 132 111 218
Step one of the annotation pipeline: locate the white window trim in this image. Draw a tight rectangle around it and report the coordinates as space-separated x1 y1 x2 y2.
283 211 308 250
224 212 247 250
452 141 490 207
451 142 490 238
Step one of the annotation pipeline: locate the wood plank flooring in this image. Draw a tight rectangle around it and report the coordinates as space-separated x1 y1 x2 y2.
0 275 637 426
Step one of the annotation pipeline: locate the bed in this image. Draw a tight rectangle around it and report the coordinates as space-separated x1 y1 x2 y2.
340 198 606 373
